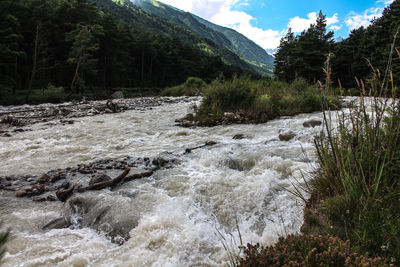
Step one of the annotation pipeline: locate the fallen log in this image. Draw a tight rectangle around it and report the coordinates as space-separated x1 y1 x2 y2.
184 141 217 154
81 167 131 191
123 171 154 183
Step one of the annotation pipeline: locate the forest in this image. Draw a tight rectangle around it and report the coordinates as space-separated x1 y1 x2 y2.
274 1 400 92
0 0 250 105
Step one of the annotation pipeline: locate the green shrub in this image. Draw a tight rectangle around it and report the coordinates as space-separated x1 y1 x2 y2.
196 76 255 118
239 235 387 267
194 76 338 123
161 77 206 96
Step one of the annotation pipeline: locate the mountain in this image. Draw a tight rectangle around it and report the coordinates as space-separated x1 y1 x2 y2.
131 0 274 75
266 49 278 57
94 0 273 75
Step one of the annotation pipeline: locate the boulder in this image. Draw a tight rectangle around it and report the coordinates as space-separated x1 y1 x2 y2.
303 120 322 128
36 174 50 184
62 194 141 243
15 190 27 198
278 130 297 141
233 134 245 140
111 91 124 99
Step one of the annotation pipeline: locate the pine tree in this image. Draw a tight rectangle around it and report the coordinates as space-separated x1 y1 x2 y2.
0 0 24 94
274 28 296 82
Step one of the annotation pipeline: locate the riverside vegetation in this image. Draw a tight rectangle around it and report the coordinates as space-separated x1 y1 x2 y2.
164 76 340 126
237 44 400 267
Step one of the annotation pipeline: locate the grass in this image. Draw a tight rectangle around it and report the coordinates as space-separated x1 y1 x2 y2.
239 41 400 265
194 75 340 124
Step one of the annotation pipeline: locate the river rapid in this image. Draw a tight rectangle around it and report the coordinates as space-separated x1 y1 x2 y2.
0 97 337 266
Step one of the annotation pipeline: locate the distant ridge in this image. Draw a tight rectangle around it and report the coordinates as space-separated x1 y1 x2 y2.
97 0 273 75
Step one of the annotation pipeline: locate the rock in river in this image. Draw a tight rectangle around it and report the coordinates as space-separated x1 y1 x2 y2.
303 120 322 128
278 130 297 141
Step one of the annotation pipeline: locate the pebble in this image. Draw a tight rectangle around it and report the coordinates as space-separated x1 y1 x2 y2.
15 190 27 198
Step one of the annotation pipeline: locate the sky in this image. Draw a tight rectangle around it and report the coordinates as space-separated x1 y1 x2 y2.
156 0 395 51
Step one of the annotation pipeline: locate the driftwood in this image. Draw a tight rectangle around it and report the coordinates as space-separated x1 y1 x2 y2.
123 171 154 183
55 168 156 202
81 167 131 191
184 141 217 154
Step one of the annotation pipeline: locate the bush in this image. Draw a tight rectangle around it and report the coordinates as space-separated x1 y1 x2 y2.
161 77 206 96
194 76 340 123
239 235 387 267
196 76 256 118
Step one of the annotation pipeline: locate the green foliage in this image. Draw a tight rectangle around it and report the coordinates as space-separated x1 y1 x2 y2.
239 235 387 266
194 76 339 123
274 11 334 84
0 0 252 105
312 96 400 260
333 0 400 89
161 77 206 96
102 0 273 76
196 76 256 118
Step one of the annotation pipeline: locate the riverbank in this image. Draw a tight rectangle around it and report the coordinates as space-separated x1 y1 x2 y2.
238 97 400 266
0 96 197 137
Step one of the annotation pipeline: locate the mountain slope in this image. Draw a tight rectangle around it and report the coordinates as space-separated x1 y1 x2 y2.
132 0 274 74
193 15 274 70
95 0 266 75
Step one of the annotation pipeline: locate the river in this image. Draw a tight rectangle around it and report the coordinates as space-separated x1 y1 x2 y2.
0 97 334 266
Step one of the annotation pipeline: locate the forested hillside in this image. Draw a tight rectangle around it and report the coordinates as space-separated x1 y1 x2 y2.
95 0 267 75
0 0 251 104
131 0 274 75
274 2 400 91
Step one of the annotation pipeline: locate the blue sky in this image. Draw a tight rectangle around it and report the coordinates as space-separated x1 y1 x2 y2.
157 0 394 50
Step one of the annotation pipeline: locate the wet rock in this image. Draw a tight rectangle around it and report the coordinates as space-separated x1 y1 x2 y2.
152 157 168 167
64 194 140 243
278 130 297 141
303 120 322 128
42 217 71 230
223 158 255 171
111 91 124 99
60 119 74 125
233 134 245 140
36 174 50 184
32 196 47 202
47 195 57 201
59 181 70 190
89 174 112 186
15 190 27 198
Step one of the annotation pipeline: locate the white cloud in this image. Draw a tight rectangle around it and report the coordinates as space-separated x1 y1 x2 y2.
377 0 394 5
345 0 393 31
330 25 342 31
157 0 283 49
345 8 382 30
288 12 340 33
